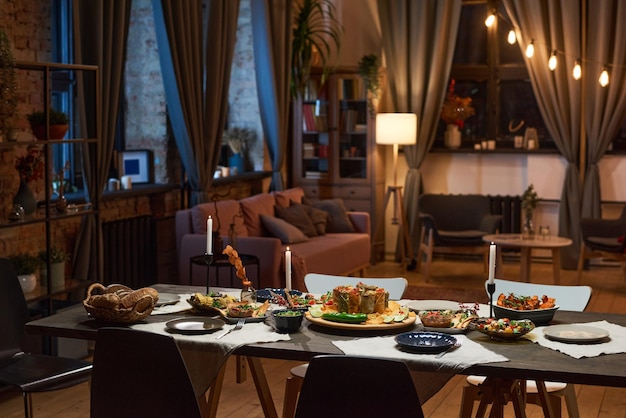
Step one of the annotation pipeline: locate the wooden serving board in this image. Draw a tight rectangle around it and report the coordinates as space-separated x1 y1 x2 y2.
304 311 416 330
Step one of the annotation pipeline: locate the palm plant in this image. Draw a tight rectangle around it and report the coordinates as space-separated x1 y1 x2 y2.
291 0 343 99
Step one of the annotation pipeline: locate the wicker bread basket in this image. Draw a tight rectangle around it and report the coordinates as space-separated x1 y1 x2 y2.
83 283 158 324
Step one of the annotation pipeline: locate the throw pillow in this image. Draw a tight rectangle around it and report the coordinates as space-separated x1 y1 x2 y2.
275 204 318 237
313 199 355 233
297 201 328 235
260 214 309 244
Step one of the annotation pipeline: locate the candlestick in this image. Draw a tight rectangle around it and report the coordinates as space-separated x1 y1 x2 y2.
285 247 292 290
487 282 496 319
206 216 213 255
488 242 496 284
203 253 213 296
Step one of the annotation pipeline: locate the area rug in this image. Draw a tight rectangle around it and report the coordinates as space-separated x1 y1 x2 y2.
404 285 488 304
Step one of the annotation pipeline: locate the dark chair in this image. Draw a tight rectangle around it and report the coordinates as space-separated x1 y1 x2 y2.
577 206 626 283
416 194 502 280
0 258 92 418
294 355 424 418
91 327 202 418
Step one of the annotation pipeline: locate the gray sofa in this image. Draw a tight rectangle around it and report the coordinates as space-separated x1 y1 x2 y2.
175 187 371 290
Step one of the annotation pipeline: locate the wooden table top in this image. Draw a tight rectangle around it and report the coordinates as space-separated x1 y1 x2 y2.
483 233 573 249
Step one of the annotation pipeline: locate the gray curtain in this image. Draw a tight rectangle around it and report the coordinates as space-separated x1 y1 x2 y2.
251 0 292 192
72 0 132 281
504 0 582 269
377 0 462 256
154 0 240 206
581 1 626 218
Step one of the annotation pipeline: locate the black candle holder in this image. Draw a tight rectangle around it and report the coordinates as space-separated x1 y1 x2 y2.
203 253 214 295
487 282 496 318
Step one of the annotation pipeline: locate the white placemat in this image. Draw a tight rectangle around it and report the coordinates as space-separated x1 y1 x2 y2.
527 320 626 359
332 334 508 371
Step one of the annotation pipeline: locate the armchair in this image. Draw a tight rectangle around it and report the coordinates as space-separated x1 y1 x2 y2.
416 194 502 281
577 206 626 283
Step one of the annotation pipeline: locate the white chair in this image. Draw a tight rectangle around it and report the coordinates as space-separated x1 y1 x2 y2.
460 278 592 418
282 273 408 418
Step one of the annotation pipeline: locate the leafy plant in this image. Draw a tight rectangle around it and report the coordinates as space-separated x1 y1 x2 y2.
291 0 343 99
39 247 70 264
0 30 18 130
9 253 40 275
27 108 70 127
522 184 539 215
222 127 256 154
358 54 381 117
15 145 45 183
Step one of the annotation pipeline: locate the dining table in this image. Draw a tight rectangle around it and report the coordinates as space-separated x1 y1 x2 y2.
25 283 626 418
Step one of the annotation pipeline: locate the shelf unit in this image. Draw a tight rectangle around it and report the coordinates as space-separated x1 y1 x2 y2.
292 67 385 258
1 61 100 316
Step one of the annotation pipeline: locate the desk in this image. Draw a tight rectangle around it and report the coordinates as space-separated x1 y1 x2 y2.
26 284 626 417
483 233 572 284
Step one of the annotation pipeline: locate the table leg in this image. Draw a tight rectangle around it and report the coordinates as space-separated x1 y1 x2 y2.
520 247 532 282
247 356 278 418
551 248 561 285
201 362 227 418
534 381 556 418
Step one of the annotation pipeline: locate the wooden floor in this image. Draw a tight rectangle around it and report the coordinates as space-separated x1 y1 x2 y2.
1 255 625 418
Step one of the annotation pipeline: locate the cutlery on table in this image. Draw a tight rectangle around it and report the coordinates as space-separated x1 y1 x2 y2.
435 338 463 358
216 318 245 339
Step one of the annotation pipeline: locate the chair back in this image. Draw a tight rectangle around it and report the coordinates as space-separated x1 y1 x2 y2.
294 355 424 418
486 279 592 311
304 273 407 299
91 328 202 418
0 258 30 355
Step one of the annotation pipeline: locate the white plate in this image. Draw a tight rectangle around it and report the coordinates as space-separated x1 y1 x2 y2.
543 325 610 343
156 293 180 307
406 300 463 312
165 317 225 334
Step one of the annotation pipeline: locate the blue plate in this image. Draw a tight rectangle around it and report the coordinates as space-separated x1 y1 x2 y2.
395 332 457 354
255 288 303 303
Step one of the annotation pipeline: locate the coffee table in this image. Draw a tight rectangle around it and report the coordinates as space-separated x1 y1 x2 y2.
482 233 572 284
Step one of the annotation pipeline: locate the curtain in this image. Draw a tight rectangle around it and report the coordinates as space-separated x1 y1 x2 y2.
72 0 132 281
377 0 462 256
504 0 582 269
250 0 292 192
581 1 626 218
154 0 240 206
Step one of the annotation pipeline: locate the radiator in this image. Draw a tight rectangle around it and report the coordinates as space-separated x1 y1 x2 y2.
102 216 156 288
489 195 522 234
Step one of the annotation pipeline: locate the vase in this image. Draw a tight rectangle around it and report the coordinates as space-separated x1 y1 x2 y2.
522 212 535 240
444 124 461 149
241 281 256 303
228 153 244 176
50 262 65 291
18 273 37 293
13 179 37 215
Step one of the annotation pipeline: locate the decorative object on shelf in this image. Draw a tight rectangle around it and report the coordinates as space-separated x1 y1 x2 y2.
358 54 381 117
291 0 343 99
441 79 474 149
54 161 70 214
523 127 539 150
522 184 538 240
9 253 40 294
222 127 255 175
0 30 18 140
27 108 69 140
222 244 256 302
14 145 44 215
39 247 70 291
8 204 25 222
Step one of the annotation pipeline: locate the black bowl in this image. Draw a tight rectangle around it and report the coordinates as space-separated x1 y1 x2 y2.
492 304 558 325
272 309 304 333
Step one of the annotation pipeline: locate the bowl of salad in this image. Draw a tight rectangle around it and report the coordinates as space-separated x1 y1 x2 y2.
272 309 304 333
469 317 535 341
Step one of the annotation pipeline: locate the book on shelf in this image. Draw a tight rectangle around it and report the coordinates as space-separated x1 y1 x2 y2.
302 104 316 132
304 171 328 179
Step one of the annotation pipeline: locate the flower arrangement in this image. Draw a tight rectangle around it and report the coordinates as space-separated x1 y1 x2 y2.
522 184 539 216
441 79 475 128
15 145 44 183
222 127 255 155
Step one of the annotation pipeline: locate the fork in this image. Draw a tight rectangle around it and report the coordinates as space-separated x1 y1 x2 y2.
435 338 463 358
216 318 245 339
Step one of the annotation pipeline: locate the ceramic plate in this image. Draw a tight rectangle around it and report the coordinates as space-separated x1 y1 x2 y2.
406 300 462 312
165 317 225 334
223 315 267 324
493 304 559 325
543 325 610 343
255 288 303 302
304 312 416 330
395 332 457 354
155 292 180 307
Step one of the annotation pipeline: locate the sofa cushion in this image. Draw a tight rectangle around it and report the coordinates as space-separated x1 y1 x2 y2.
299 202 328 235
260 214 309 244
312 199 355 233
273 187 305 208
275 204 318 237
240 193 276 236
190 200 248 237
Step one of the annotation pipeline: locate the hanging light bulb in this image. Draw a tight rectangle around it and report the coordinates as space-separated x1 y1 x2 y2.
485 11 496 27
599 66 609 87
525 40 535 58
572 60 582 80
548 51 557 71
507 30 516 45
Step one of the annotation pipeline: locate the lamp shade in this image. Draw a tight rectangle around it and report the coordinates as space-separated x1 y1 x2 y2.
376 113 417 145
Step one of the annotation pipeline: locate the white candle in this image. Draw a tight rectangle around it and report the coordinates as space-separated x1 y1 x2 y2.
285 247 292 290
488 242 496 284
206 216 213 255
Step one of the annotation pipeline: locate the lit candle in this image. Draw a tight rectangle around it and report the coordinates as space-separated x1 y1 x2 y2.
488 242 496 284
206 216 213 255
285 247 292 290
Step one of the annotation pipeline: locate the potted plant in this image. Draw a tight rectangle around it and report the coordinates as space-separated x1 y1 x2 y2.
27 108 70 140
0 30 18 139
9 253 40 293
222 127 256 175
39 247 70 291
291 0 343 99
358 54 382 117
521 184 539 239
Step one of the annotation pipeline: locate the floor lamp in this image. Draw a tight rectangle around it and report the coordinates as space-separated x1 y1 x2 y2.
372 113 417 270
